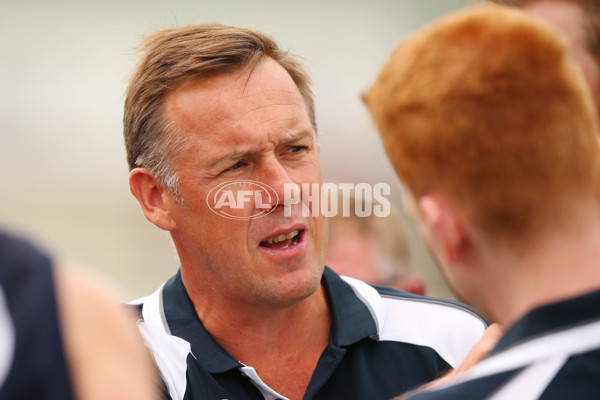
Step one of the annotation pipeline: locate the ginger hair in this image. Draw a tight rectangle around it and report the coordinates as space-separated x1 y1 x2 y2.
364 5 599 243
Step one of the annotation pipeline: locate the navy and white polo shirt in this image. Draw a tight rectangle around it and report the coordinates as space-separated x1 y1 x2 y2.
0 231 74 400
132 267 487 400
406 288 600 400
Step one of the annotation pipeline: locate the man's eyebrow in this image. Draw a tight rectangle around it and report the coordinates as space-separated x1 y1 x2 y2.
206 129 315 170
206 150 250 170
282 129 315 144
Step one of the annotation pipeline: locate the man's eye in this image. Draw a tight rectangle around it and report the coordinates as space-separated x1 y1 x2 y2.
288 145 307 153
225 161 244 172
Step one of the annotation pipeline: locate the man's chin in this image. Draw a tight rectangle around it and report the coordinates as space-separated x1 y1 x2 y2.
255 266 325 308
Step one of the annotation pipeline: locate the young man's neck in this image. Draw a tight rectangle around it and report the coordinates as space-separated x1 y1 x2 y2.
481 201 600 327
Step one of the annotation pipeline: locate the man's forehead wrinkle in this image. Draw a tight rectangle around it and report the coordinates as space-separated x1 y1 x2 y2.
229 102 305 127
239 89 300 99
233 89 305 113
254 116 311 130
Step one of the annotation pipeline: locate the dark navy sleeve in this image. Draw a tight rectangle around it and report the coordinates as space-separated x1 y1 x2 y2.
0 231 75 400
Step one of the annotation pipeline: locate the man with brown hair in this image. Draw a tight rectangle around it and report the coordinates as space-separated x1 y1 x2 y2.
487 0 600 118
365 4 600 399
124 24 487 400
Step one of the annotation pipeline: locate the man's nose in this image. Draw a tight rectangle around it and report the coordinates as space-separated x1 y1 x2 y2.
252 157 295 210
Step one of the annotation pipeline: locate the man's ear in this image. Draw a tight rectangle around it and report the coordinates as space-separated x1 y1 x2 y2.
417 194 468 264
129 168 177 231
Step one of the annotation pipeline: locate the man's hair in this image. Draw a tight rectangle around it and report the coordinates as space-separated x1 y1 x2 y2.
123 24 315 194
487 0 600 68
364 5 600 244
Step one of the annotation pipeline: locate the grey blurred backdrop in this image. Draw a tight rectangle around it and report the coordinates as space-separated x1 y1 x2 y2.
0 0 467 299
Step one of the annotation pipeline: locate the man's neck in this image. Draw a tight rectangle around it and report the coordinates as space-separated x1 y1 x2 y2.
201 283 331 356
187 278 331 400
482 204 600 327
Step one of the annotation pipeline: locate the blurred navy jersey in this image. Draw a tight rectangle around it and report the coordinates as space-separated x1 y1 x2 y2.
0 231 74 400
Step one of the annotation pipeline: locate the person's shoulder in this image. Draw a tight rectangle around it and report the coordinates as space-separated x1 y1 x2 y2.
375 284 487 328
341 275 487 368
0 230 52 277
342 275 487 331
55 267 158 400
380 286 488 369
0 229 35 249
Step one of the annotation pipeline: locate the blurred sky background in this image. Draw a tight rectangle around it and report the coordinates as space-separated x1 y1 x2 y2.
0 0 469 299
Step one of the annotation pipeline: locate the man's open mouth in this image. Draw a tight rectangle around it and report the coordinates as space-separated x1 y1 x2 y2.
260 229 303 249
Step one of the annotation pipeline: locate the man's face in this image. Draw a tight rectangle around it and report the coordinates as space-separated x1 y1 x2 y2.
523 0 600 114
163 58 327 308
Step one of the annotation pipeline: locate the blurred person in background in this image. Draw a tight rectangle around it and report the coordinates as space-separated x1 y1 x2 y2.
365 4 600 399
326 189 425 295
124 23 488 400
0 229 157 399
486 0 600 119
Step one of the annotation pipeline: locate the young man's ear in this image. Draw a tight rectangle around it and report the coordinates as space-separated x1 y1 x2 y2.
129 168 177 231
417 194 468 264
